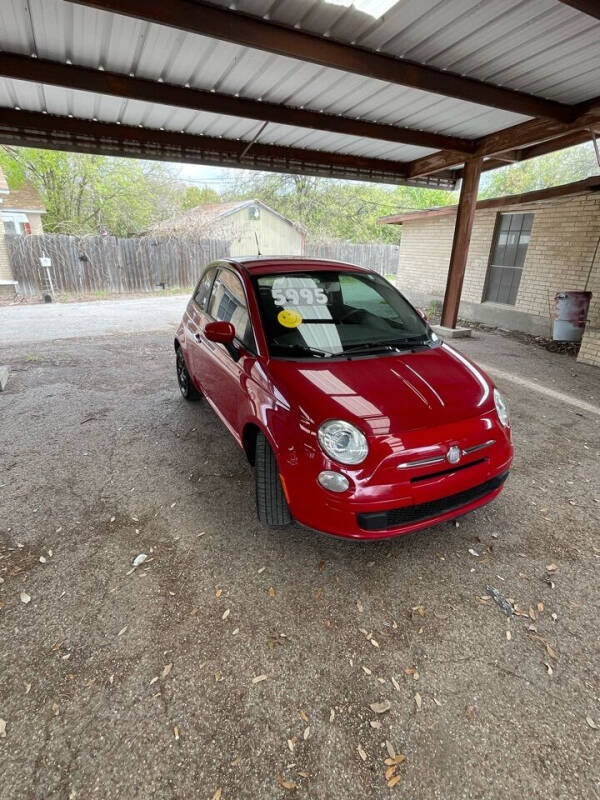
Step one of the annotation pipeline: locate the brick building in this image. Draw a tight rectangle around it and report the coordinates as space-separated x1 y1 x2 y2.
380 177 600 367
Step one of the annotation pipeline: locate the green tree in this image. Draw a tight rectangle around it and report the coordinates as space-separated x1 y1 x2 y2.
479 142 599 198
0 147 182 236
181 185 221 210
225 172 454 243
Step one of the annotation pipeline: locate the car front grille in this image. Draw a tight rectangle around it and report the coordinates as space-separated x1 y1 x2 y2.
356 471 509 532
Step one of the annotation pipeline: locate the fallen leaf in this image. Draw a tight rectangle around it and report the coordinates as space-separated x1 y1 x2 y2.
215 588 223 598
303 726 310 740
222 609 230 620
24 683 31 694
362 666 372 675
319 560 326 570
468 548 479 557
257 566 266 573
356 600 363 613
370 720 382 729
212 789 222 800
506 630 512 640
118 626 128 636
252 674 268 684
39 556 47 564
369 700 391 714
385 741 395 759
268 587 276 598
546 643 557 660
161 663 173 678
387 775 403 788
415 693 422 711
529 608 536 621
297 771 309 778
287 739 295 752
357 743 367 761
20 592 31 605
546 563 558 572
394 754 406 764
385 765 397 780
370 638 379 648
544 662 553 676
277 775 297 791
299 709 309 722
391 677 401 692
149 676 159 685
173 725 180 740
329 708 335 722
232 628 239 635
433 697 442 707
537 602 544 613
586 716 598 730
0 719 6 738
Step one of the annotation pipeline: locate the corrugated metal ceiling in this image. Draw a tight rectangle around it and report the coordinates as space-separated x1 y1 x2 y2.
0 0 598 182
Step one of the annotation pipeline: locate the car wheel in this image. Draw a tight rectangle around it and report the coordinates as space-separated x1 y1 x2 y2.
255 432 292 526
176 347 201 401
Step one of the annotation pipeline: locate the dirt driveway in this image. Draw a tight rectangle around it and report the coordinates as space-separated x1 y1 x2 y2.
0 322 599 800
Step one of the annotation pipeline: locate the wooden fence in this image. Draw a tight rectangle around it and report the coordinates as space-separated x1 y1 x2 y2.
7 234 399 296
8 234 230 296
305 240 399 275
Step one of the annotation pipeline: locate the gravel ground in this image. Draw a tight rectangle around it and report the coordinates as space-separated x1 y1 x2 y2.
0 325 599 800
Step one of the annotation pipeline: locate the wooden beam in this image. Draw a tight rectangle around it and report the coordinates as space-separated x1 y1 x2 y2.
557 0 600 20
0 52 475 154
66 0 576 123
0 108 456 188
440 158 483 329
407 103 600 178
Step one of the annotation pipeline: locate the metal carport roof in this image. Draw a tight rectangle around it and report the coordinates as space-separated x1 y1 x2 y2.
0 0 599 187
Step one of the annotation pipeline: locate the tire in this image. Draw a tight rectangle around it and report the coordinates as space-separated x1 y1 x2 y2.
255 432 292 526
176 347 201 401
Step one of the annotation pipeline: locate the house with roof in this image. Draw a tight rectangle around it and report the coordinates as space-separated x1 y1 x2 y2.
379 177 600 367
0 165 46 294
150 199 305 257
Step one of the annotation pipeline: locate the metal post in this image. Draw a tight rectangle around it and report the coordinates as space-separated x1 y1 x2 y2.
440 157 483 329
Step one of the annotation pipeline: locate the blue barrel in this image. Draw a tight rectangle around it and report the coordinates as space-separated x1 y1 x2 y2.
553 291 592 342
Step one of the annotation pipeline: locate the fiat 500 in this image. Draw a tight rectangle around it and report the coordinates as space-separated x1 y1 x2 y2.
175 258 512 539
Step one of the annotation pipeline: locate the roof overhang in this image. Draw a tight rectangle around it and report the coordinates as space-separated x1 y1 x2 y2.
0 0 599 186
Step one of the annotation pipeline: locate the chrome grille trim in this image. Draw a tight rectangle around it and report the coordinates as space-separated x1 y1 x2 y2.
397 454 445 470
462 439 496 455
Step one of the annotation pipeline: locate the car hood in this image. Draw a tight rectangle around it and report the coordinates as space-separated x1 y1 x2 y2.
266 344 495 436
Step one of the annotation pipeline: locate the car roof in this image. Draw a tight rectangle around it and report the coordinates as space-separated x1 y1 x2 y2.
222 256 371 276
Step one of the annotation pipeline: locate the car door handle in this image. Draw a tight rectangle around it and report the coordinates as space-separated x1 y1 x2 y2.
194 332 202 342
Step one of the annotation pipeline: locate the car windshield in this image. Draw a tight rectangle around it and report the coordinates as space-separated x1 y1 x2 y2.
253 270 432 359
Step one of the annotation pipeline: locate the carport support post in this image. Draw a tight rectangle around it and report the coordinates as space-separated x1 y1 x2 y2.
440 157 483 329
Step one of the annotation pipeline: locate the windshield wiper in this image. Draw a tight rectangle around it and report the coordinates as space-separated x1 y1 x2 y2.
342 335 430 356
272 343 335 358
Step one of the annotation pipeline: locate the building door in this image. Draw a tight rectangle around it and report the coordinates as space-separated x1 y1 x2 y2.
483 212 534 304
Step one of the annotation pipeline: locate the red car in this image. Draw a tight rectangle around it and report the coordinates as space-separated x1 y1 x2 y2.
175 258 512 539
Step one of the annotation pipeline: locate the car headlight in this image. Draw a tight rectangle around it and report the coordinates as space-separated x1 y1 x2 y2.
494 388 509 427
318 420 368 465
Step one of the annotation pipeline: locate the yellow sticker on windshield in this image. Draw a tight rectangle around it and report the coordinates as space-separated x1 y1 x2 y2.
278 308 303 328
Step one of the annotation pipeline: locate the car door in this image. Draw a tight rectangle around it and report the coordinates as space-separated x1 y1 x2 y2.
197 267 257 437
184 267 217 388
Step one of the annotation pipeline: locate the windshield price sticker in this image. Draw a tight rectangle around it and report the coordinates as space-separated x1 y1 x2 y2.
272 287 328 307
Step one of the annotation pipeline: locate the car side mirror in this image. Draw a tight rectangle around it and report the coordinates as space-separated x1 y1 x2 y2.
205 321 235 344
416 308 429 322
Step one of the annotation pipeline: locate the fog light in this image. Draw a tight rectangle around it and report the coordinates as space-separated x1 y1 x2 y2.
318 470 350 493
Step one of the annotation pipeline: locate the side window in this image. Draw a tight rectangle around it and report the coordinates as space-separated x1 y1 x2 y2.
194 268 216 311
208 269 255 351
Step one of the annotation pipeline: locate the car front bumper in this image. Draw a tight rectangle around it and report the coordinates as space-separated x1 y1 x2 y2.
282 414 513 540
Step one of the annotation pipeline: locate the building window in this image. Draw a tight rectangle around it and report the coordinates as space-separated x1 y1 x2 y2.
483 212 534 305
1 212 31 235
247 205 260 220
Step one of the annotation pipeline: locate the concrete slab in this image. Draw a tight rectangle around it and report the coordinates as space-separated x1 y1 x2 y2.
431 324 472 339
